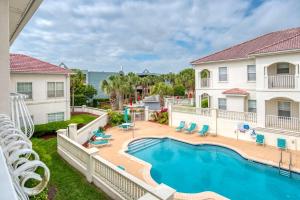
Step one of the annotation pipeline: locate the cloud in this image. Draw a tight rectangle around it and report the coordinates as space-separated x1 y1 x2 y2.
11 0 300 73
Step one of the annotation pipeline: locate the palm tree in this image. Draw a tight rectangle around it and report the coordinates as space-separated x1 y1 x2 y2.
101 75 131 110
127 72 140 102
175 68 195 96
151 82 174 107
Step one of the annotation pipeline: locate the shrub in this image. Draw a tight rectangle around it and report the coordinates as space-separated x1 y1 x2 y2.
107 110 126 126
34 114 97 137
173 84 185 96
152 108 168 125
74 94 87 106
201 98 208 108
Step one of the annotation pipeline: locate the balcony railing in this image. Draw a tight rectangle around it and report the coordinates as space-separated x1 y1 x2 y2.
218 110 257 123
200 78 210 88
268 75 295 89
265 115 300 131
0 114 49 199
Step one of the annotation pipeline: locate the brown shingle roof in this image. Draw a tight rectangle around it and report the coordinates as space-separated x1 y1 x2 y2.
10 54 73 74
191 27 300 64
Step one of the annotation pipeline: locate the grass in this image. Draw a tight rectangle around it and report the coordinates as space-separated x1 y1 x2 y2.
34 114 98 137
32 137 111 200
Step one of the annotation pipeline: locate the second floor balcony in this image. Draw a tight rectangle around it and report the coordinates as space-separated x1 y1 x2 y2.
265 62 299 89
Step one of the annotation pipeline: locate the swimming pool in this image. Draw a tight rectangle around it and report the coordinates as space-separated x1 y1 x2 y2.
126 138 300 200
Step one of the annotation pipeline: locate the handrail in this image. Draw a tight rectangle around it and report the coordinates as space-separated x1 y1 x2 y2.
268 74 295 89
0 115 49 199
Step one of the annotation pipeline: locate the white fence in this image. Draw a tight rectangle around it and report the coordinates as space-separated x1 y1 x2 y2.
57 133 175 200
265 115 300 131
268 75 295 89
218 110 257 123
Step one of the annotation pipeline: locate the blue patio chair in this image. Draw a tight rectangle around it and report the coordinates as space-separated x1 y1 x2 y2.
277 138 287 150
198 125 209 136
176 121 185 132
117 165 125 171
185 123 197 133
93 130 112 139
256 134 265 146
89 139 110 147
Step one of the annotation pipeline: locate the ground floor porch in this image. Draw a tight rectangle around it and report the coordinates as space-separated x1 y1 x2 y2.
97 121 300 200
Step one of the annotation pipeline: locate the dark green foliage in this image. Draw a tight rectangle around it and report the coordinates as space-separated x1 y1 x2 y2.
34 114 97 137
173 84 185 96
74 94 87 106
107 110 126 126
201 98 208 108
152 109 168 125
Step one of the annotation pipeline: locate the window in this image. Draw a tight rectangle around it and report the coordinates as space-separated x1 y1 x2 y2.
277 63 289 74
17 82 32 99
247 65 256 81
219 67 227 82
218 98 227 110
48 112 64 122
248 100 256 113
47 82 64 97
278 101 291 118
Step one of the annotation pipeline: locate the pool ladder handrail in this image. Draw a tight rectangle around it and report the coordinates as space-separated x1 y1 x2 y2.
278 150 292 177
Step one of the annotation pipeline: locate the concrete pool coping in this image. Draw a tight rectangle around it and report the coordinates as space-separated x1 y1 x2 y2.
96 121 300 200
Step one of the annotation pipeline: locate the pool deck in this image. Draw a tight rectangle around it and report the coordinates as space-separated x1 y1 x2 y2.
96 121 300 200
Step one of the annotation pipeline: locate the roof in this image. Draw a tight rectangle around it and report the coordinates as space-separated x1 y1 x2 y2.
191 27 300 64
223 88 248 96
10 54 73 74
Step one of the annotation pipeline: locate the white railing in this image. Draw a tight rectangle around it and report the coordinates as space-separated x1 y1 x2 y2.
200 78 210 88
196 108 212 117
10 93 34 138
0 114 49 200
268 75 295 89
265 115 300 131
72 105 107 116
173 105 196 114
57 133 175 200
218 110 257 123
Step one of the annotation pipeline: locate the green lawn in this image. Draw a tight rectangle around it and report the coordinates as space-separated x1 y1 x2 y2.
34 114 98 137
32 137 111 200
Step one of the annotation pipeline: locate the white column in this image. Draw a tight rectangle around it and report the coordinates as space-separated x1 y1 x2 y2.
68 123 78 141
86 148 99 183
211 109 217 136
0 0 10 115
168 103 172 126
144 106 149 121
256 95 265 128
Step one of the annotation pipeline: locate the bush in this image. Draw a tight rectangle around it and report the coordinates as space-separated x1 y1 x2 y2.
201 98 208 108
34 114 97 137
92 98 110 107
152 108 168 125
173 84 185 96
107 110 125 126
74 94 86 106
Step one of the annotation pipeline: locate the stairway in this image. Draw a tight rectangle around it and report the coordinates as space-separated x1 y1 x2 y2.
128 138 162 154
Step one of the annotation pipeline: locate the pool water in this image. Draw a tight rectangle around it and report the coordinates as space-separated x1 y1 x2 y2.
127 138 300 200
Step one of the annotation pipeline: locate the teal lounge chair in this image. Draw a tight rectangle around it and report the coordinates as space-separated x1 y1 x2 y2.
277 138 286 150
93 130 112 139
176 121 185 132
256 134 265 146
185 123 197 133
117 165 125 171
198 125 209 136
90 139 110 147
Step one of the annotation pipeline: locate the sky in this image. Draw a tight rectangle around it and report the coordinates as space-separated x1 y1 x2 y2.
11 0 300 73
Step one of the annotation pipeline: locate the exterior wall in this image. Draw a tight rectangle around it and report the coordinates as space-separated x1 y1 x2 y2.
194 51 300 129
195 59 256 110
10 73 71 124
226 96 246 112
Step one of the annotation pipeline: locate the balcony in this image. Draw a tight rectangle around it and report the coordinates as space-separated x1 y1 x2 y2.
200 78 211 88
265 115 300 131
268 75 295 89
